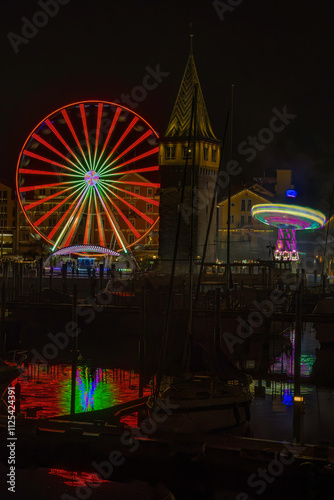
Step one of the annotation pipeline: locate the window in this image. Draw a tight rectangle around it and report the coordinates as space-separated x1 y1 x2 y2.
231 215 234 224
2 190 7 201
183 147 192 160
165 146 176 160
203 147 209 161
212 149 217 162
12 208 16 217
241 199 246 211
240 215 245 226
245 360 255 369
0 207 7 216
134 188 140 195
247 199 252 211
147 188 153 196
248 215 252 225
129 219 135 227
129 234 134 244
146 203 153 213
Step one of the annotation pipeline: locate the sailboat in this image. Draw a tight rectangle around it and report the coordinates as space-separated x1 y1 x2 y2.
147 39 253 435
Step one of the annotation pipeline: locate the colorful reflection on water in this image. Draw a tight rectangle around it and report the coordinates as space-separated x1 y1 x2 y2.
14 363 150 423
272 324 318 378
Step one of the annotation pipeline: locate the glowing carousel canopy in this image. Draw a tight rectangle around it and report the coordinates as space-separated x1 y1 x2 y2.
251 204 326 230
48 245 121 259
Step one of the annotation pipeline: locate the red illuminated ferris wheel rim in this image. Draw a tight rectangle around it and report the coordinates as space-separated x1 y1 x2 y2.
16 100 160 253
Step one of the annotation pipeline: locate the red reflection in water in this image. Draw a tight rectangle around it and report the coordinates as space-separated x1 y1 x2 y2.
49 469 108 487
14 363 150 426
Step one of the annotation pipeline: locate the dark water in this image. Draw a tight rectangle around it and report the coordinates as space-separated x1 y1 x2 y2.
1 324 334 500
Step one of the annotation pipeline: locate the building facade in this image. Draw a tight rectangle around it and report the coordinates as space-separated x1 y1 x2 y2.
0 181 19 257
218 184 275 262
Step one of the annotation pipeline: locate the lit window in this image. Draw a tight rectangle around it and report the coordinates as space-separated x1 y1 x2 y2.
147 188 153 196
165 146 176 160
146 203 153 212
183 147 192 160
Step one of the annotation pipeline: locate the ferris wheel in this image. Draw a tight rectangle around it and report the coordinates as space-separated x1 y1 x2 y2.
16 100 160 253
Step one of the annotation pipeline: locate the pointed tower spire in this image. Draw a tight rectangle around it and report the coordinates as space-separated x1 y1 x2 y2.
164 37 217 141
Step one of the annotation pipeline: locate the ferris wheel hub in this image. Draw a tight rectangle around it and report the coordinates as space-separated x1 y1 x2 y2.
84 170 99 186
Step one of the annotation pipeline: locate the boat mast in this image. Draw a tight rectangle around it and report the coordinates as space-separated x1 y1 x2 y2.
226 85 234 303
185 81 198 371
155 61 197 397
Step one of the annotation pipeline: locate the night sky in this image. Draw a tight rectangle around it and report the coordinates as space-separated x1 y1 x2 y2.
2 0 334 207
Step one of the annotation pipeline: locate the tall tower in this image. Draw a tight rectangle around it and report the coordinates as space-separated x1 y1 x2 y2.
158 39 221 271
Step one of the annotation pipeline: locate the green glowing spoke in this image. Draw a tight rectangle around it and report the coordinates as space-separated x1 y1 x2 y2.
94 184 127 253
92 187 106 247
80 103 92 169
98 183 140 238
97 117 139 173
97 147 159 178
94 107 122 171
52 185 89 250
83 188 93 244
64 189 89 247
99 181 154 224
61 109 91 171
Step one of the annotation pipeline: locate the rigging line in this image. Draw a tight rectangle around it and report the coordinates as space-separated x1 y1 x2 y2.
194 111 230 308
155 86 197 399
